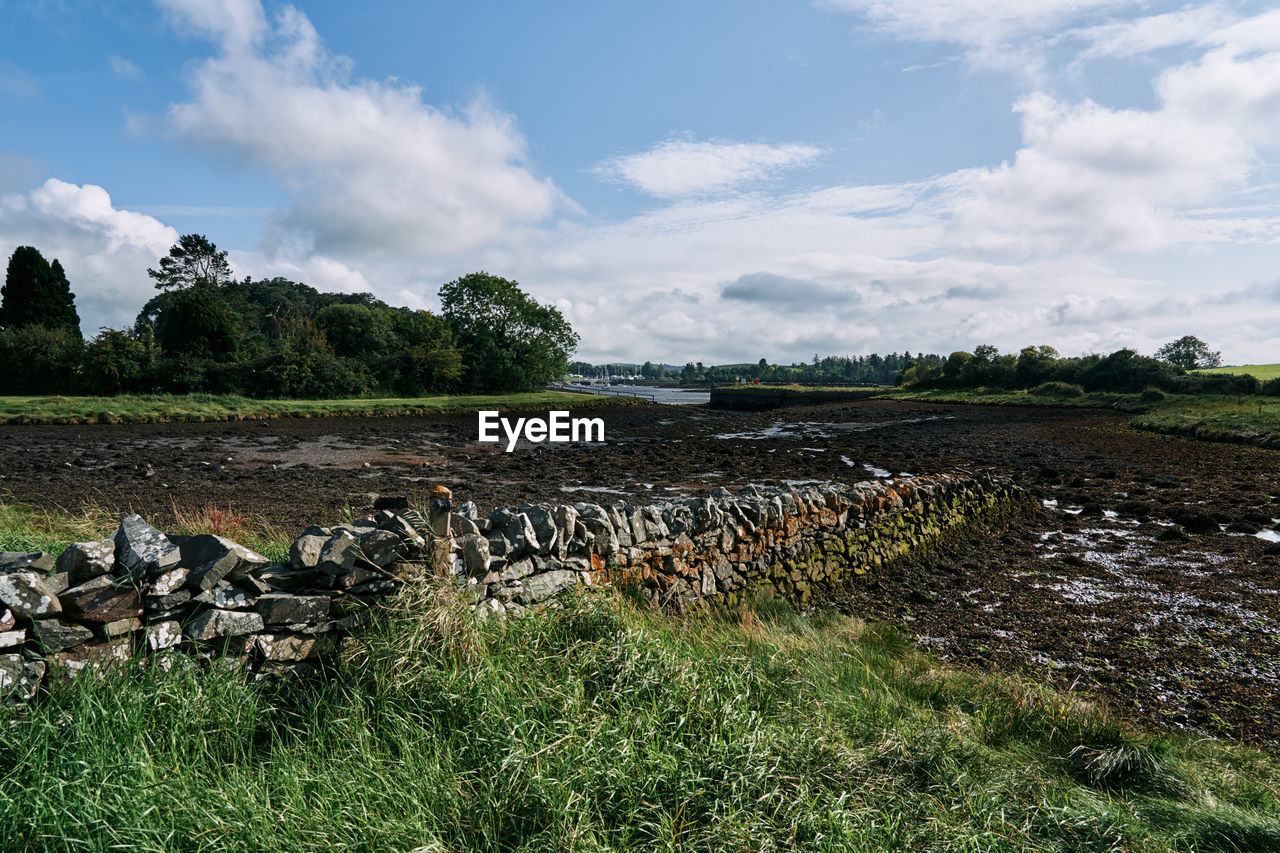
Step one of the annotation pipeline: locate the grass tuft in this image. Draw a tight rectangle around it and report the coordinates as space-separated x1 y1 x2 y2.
1 586 1278 850
0 499 293 563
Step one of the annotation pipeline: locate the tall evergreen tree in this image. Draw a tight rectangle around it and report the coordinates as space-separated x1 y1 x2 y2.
2 246 81 336
45 259 81 336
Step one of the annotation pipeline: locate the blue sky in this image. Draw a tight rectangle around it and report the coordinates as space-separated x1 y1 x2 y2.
2 0 1278 364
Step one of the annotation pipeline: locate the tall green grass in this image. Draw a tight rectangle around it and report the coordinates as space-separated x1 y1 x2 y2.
0 391 639 425
0 501 293 564
1 585 1277 851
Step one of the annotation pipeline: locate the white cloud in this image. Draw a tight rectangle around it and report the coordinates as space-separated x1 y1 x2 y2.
1067 4 1235 60
156 0 267 49
108 55 144 81
596 139 824 198
820 0 1137 68
936 9 1280 258
159 1 561 257
0 179 178 333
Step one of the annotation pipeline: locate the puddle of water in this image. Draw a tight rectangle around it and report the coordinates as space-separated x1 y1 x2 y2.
713 415 951 441
863 463 892 478
1257 530 1280 543
560 485 629 495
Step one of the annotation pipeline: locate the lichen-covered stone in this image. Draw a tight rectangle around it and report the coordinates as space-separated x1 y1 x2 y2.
145 620 181 651
0 653 44 700
517 569 581 604
459 534 490 577
59 575 142 623
359 529 403 568
257 594 329 625
0 571 62 619
151 567 189 596
55 539 115 586
0 552 54 575
52 639 130 679
185 609 264 640
114 515 180 579
102 616 142 638
30 619 94 652
289 534 328 571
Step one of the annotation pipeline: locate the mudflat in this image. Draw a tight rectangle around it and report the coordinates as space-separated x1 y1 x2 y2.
2 398 1277 740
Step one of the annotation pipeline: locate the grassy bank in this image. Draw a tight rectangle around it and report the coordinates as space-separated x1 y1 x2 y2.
0 391 641 425
888 388 1280 448
884 387 1139 409
1130 395 1280 448
1 586 1277 851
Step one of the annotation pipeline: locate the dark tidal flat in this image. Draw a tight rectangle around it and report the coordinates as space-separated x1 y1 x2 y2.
2 398 1278 741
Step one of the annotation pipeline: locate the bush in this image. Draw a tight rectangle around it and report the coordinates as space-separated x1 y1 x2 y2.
79 329 151 394
1141 387 1167 402
1030 381 1084 397
1261 378 1280 397
1171 372 1260 396
0 324 83 393
1077 349 1178 393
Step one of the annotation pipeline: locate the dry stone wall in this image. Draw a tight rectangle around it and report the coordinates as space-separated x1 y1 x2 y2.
457 473 1024 615
0 474 1022 701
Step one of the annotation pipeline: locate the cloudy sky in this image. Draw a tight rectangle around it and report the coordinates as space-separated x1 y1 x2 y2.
2 0 1279 364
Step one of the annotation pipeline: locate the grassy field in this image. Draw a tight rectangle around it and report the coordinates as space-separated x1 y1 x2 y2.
0 391 640 425
0 585 1277 851
885 387 1140 408
888 388 1280 448
1196 364 1280 381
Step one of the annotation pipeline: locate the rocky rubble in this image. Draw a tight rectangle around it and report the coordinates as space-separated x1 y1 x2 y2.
0 473 1021 702
0 507 431 701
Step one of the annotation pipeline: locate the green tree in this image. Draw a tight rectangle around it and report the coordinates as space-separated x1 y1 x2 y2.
155 288 243 360
439 272 579 392
1015 345 1059 387
384 309 463 394
148 234 233 291
2 246 81 336
0 324 83 393
1155 335 1222 371
941 351 972 386
80 329 149 394
315 303 394 360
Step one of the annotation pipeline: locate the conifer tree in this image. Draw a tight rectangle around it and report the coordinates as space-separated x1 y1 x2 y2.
1 246 82 337
45 259 82 336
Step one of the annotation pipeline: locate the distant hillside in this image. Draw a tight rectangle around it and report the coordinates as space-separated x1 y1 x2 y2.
1196 364 1280 381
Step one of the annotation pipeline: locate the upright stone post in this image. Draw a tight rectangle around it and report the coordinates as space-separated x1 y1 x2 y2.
428 485 453 578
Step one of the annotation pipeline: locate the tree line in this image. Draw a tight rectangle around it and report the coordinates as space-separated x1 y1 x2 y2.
896 339 1276 395
572 353 933 386
0 237 578 397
